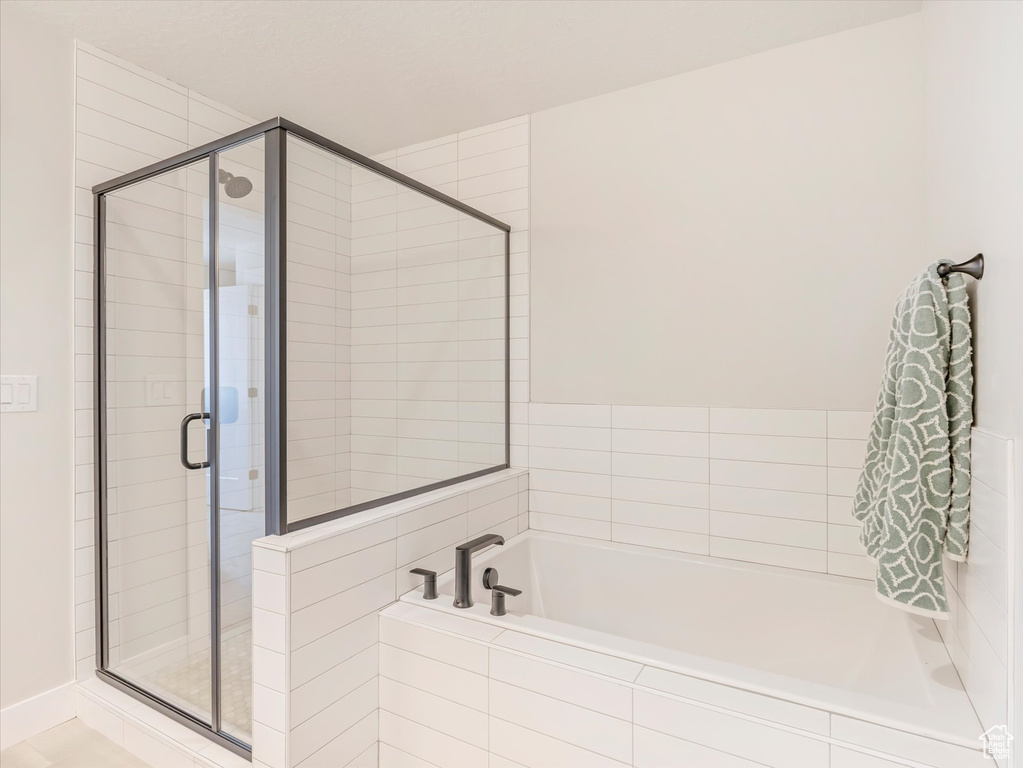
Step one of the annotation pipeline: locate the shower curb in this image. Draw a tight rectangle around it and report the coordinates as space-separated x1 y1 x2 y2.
77 678 248 768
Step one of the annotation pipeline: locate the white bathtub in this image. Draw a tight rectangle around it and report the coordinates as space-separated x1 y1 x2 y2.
399 531 983 755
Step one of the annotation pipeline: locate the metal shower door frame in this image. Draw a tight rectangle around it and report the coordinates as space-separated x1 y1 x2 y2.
93 118 512 759
93 145 250 757
266 119 513 534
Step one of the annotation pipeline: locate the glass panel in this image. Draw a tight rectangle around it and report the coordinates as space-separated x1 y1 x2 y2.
284 135 353 522
104 159 212 723
215 137 265 744
451 213 507 478
284 133 508 525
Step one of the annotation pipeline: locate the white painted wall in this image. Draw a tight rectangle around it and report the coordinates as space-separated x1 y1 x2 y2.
0 5 76 742
921 0 1023 748
530 14 924 411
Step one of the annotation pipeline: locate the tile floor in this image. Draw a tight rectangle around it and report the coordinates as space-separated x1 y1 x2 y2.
146 625 252 743
0 719 151 768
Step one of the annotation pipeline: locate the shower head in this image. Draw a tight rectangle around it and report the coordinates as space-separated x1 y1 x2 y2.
218 169 253 199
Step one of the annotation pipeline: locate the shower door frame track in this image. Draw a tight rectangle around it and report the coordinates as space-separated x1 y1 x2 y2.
92 117 512 758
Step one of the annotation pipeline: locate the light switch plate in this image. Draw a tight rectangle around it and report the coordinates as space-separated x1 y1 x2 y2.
0 375 38 412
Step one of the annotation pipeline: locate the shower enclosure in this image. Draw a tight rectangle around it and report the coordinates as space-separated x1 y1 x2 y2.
92 118 510 755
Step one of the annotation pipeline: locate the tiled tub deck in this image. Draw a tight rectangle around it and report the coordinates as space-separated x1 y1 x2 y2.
379 531 987 768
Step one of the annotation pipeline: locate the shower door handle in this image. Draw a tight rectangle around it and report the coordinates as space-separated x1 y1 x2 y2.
180 412 211 470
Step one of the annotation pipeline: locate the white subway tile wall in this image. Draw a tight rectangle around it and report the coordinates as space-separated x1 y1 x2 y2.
378 602 987 768
251 469 528 768
938 428 1014 765
528 404 875 578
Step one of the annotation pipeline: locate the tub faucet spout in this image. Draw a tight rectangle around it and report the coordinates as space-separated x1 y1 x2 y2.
453 533 505 608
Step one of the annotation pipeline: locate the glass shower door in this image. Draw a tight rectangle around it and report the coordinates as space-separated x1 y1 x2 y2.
99 138 265 750
213 138 265 745
102 158 214 725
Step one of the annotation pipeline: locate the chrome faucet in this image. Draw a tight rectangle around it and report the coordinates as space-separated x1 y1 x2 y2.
453 533 504 608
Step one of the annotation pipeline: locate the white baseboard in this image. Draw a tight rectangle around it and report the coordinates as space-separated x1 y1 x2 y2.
0 681 76 750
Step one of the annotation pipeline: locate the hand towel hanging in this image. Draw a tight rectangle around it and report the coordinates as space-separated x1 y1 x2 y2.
853 261 973 618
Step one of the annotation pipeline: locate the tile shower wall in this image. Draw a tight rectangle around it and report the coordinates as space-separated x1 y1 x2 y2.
72 41 264 680
250 469 528 768
527 404 874 579
348 117 529 505
939 428 1014 764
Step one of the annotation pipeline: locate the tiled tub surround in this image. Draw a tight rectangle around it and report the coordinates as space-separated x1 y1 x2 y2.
250 469 528 768
384 531 987 768
939 428 1015 763
527 403 874 578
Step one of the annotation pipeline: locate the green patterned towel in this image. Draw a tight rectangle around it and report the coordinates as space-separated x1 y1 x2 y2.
853 262 973 618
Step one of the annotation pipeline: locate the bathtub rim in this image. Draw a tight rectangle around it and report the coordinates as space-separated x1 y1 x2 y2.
399 529 983 750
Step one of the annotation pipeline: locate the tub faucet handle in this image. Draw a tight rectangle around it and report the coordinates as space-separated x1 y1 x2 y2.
410 568 437 600
483 568 521 616
488 585 521 617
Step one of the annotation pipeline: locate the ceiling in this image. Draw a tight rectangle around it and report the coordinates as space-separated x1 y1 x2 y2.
7 0 921 155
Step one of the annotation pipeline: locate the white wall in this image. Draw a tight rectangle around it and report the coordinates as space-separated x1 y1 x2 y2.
921 0 1023 748
522 14 923 580
0 5 76 741
529 14 924 411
